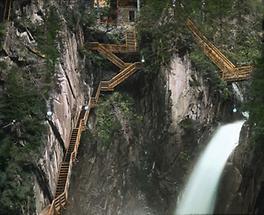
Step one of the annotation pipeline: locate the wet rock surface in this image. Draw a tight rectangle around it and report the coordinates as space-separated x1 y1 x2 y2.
215 122 264 215
63 55 229 215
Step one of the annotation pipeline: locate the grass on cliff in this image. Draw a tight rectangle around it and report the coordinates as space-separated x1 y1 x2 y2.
95 92 142 150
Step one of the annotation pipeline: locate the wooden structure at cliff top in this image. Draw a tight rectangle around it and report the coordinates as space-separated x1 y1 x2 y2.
95 0 138 24
186 18 253 82
40 29 141 215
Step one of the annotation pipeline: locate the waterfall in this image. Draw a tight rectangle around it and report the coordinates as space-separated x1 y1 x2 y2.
232 83 244 102
175 120 245 215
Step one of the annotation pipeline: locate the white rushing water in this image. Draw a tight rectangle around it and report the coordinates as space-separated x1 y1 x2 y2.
175 120 245 215
232 83 244 102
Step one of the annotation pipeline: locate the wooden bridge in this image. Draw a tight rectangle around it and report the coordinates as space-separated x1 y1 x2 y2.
40 30 141 215
186 18 253 82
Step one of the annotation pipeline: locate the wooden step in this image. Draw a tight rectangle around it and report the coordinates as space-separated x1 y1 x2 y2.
59 165 69 169
56 184 66 188
57 177 67 181
97 45 127 69
56 184 66 189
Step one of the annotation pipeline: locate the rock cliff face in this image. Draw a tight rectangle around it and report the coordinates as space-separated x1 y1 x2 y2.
1 1 251 215
215 122 264 215
1 0 89 213
63 54 231 215
36 26 86 212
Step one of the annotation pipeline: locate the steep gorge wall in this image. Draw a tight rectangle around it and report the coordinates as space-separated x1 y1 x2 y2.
63 53 232 215
36 24 87 212
137 55 231 214
215 123 264 215
0 1 247 214
0 0 90 213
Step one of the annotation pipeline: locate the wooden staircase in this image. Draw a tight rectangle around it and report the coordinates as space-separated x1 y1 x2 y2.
100 62 142 91
44 113 85 215
55 163 70 198
88 29 142 92
88 30 137 54
126 31 137 52
64 129 79 162
88 42 129 69
40 29 142 215
186 18 253 82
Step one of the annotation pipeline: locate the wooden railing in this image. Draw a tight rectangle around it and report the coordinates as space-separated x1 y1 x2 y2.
40 29 141 215
186 18 253 82
88 42 129 69
126 31 137 52
101 62 142 91
88 30 137 54
46 116 88 215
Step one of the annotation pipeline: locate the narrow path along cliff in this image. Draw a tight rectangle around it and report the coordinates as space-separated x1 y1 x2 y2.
0 1 263 215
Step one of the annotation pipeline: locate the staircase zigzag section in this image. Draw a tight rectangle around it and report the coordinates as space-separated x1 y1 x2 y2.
40 30 142 215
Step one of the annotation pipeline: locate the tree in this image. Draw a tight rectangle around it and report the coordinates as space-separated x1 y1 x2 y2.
249 39 264 151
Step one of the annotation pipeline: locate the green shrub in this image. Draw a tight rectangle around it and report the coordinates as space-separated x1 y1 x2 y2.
62 4 96 32
0 66 46 214
248 43 264 152
96 97 121 148
95 92 142 149
0 23 6 49
34 7 61 70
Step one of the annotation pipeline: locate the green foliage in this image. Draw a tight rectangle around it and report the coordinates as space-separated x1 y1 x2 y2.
189 48 230 98
34 7 61 71
2 69 46 121
195 0 262 65
110 92 143 129
0 60 7 70
96 95 121 148
137 0 193 74
189 48 216 73
248 43 264 152
137 0 262 88
0 23 6 49
95 92 142 149
0 67 46 214
84 49 106 66
62 4 96 32
28 6 62 95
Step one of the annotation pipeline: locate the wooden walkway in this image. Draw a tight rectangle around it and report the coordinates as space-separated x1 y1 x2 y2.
40 19 253 215
40 30 141 215
186 18 253 82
